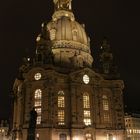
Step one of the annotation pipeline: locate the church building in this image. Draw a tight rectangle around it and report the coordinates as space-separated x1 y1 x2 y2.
12 0 125 140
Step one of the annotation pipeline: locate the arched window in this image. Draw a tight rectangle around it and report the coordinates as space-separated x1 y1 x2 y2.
83 92 90 109
102 95 109 111
72 29 78 41
58 91 65 125
35 89 42 100
58 91 65 108
34 89 42 124
83 92 91 126
102 95 110 123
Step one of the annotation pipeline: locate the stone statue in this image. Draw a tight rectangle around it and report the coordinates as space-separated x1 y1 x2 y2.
53 0 72 10
27 108 37 140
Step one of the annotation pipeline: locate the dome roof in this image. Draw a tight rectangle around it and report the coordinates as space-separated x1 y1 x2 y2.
36 0 93 68
47 17 90 49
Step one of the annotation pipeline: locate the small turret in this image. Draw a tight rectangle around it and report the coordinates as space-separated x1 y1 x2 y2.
99 38 120 79
35 24 54 65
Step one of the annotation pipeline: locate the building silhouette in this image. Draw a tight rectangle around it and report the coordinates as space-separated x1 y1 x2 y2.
12 0 125 140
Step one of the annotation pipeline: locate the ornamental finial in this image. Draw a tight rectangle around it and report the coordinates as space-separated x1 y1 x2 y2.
53 0 72 11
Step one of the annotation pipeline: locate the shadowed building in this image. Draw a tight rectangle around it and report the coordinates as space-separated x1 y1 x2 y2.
0 120 9 140
12 0 125 140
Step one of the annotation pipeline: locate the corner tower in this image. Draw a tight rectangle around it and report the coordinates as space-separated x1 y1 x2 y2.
12 0 125 140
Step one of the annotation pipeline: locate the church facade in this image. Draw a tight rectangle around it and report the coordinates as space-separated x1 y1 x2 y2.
12 0 125 140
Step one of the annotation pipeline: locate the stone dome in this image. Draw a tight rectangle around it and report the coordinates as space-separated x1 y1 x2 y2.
47 17 90 52
36 0 93 68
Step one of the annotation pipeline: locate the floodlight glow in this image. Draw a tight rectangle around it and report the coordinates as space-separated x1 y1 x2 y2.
113 137 116 140
73 136 79 140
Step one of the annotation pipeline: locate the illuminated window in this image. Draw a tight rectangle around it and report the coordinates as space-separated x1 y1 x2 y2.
35 89 42 99
84 111 91 126
58 91 64 95
83 93 90 108
34 108 41 124
34 100 41 107
84 110 91 117
104 113 110 122
58 110 65 125
84 119 91 126
102 95 109 110
59 134 67 140
36 133 39 138
85 133 92 140
34 89 42 124
103 100 109 110
35 108 41 115
58 91 65 108
58 91 65 125
83 93 91 126
36 115 41 125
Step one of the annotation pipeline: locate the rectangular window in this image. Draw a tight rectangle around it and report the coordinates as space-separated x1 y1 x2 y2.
103 100 109 110
84 118 91 126
35 108 41 115
36 116 41 124
34 100 41 107
84 110 91 117
83 110 91 126
35 108 41 124
83 95 90 108
104 113 110 122
58 96 65 108
58 110 65 125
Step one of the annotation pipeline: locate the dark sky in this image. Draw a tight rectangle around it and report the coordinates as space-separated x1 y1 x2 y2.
0 0 140 119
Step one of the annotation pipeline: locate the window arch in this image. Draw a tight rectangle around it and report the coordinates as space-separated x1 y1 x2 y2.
72 29 78 41
35 89 42 100
58 91 65 95
102 95 107 99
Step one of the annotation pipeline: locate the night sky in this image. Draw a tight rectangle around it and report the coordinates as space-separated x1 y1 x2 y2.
0 0 140 119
